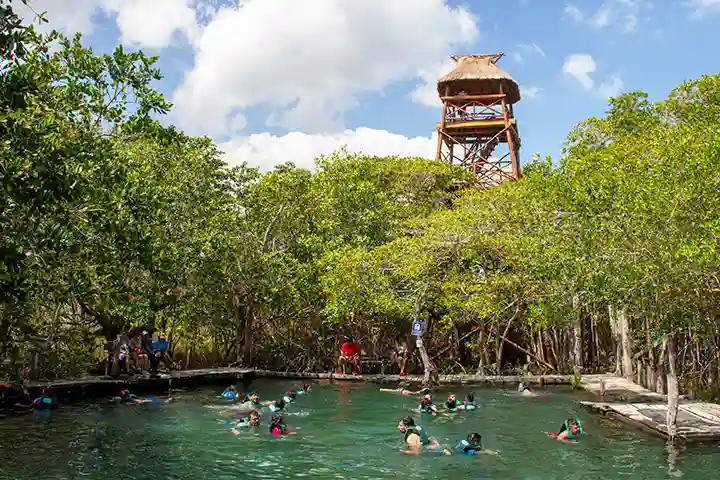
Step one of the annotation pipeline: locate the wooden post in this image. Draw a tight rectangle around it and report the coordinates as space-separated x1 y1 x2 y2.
666 334 679 442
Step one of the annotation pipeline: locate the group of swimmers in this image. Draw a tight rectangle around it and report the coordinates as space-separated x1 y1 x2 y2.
212 383 312 436
383 381 585 455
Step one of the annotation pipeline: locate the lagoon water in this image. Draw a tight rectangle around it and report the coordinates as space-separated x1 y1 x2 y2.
1 379 719 479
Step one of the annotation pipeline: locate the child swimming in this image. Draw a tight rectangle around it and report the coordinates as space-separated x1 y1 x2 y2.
454 432 483 455
518 382 537 396
230 410 261 435
397 416 449 455
419 394 438 415
546 416 584 442
444 394 461 412
269 412 297 436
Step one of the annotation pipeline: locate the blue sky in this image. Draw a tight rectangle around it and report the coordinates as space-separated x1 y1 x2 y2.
18 0 720 171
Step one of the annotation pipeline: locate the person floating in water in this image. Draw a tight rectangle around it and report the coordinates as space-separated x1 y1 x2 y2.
269 412 297 436
444 394 462 412
418 394 438 415
463 392 477 411
17 388 59 410
518 382 537 396
230 410 261 435
218 385 239 400
282 391 297 404
113 389 172 405
454 432 483 455
268 397 287 413
295 383 312 395
379 384 429 396
546 416 584 443
397 416 449 455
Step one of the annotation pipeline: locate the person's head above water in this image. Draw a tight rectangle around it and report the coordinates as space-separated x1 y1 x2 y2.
246 391 259 403
467 432 482 447
302 383 311 392
518 382 530 392
42 388 53 397
397 416 415 433
248 410 261 426
446 394 457 406
269 412 286 435
466 392 475 403
421 394 433 405
566 418 581 435
285 391 297 401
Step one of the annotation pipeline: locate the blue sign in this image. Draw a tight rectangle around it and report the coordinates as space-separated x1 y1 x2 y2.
411 321 424 336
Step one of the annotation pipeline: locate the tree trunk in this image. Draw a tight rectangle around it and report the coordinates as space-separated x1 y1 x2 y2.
413 290 437 388
572 295 583 372
476 323 486 376
233 296 243 363
609 305 622 376
242 310 253 366
645 315 656 391
665 334 679 442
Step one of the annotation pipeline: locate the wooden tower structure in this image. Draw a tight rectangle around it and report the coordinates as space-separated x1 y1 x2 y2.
435 53 521 188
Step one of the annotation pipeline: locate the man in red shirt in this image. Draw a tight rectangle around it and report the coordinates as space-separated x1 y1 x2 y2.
338 337 360 375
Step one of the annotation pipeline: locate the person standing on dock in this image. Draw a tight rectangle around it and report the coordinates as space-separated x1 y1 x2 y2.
337 336 360 376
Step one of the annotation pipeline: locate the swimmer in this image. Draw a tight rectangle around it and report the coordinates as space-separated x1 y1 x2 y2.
282 391 297 404
295 383 312 395
379 385 429 396
397 416 449 455
113 389 172 405
546 416 584 443
518 382 537 396
206 391 260 414
230 410 261 435
269 412 297 436
444 394 461 412
268 397 287 412
17 388 59 410
218 385 239 400
454 432 483 456
418 394 438 415
463 392 477 411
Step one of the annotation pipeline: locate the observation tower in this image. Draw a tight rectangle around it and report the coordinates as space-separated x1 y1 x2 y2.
435 53 521 187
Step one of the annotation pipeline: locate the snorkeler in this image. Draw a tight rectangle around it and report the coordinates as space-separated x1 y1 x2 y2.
419 394 438 415
463 392 477 411
454 433 483 455
218 385 239 400
397 416 448 455
546 416 584 442
113 389 172 405
230 410 261 435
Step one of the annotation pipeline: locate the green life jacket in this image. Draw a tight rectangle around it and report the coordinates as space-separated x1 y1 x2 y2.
564 416 584 439
282 396 292 403
405 426 430 446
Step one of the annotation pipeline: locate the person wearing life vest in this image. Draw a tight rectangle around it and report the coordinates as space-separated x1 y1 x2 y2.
28 388 59 410
282 391 297 404
398 416 448 455
218 385 239 400
463 392 477 410
418 394 438 415
454 432 482 455
268 397 287 413
230 410 261 435
295 383 311 395
546 416 584 442
444 394 461 412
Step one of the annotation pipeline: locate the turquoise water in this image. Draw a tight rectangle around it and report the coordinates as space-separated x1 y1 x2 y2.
1 379 719 479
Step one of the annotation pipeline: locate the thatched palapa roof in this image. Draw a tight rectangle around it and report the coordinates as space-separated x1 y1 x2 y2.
437 53 520 104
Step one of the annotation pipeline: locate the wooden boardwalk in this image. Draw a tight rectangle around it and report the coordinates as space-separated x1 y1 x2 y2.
581 401 720 442
579 374 666 402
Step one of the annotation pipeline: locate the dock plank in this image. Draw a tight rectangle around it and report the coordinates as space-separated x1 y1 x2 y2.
580 400 720 442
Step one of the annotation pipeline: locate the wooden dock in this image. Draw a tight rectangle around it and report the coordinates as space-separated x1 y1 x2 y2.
581 400 720 442
579 374 666 402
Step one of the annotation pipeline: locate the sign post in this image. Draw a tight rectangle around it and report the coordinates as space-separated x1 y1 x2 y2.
411 320 424 347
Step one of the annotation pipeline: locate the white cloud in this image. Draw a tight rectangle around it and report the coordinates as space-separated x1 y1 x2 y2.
409 59 456 108
520 86 541 100
564 1 649 32
598 75 624 99
563 54 596 91
171 0 478 136
688 0 720 17
513 42 545 63
219 128 438 171
15 0 204 49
